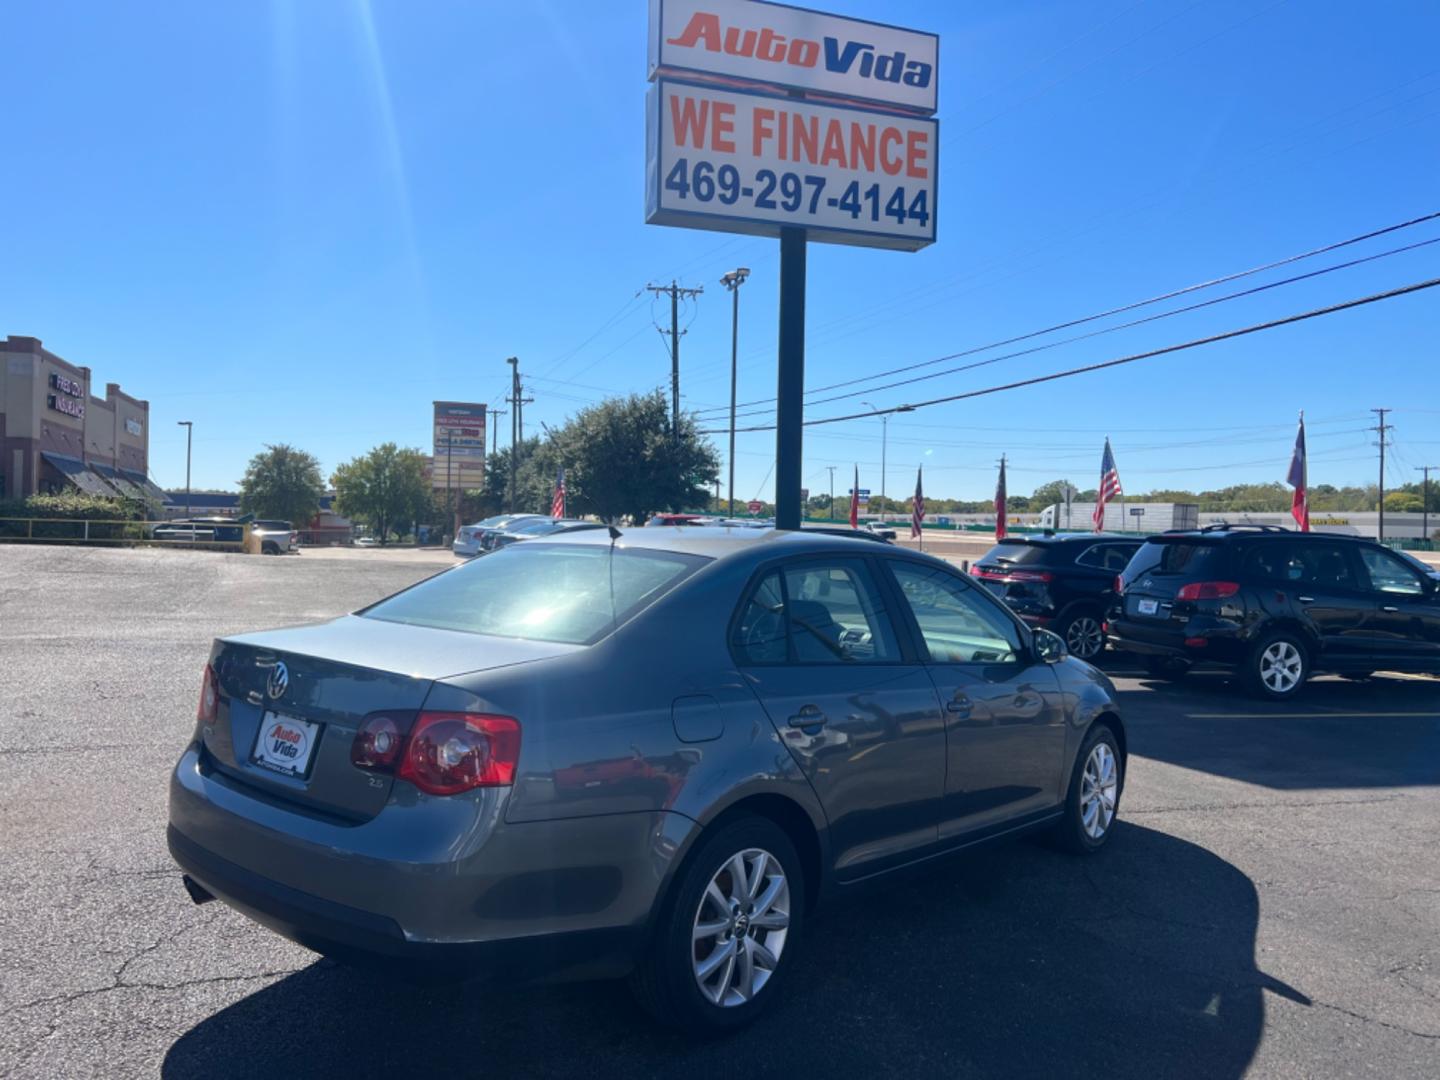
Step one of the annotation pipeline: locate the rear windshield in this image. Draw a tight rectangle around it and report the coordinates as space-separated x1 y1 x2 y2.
254 520 291 530
1122 540 1228 584
360 542 707 644
976 541 1053 566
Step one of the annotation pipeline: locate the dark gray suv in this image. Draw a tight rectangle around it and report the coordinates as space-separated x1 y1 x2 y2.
168 528 1125 1033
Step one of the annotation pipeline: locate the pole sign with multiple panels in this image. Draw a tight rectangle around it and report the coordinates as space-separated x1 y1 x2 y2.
646 0 937 250
645 0 939 530
432 401 486 490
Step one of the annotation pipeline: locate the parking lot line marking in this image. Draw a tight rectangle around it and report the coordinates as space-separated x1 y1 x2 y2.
1186 711 1440 719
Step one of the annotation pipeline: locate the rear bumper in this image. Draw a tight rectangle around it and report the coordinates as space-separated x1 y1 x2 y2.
1107 617 1248 663
167 825 630 983
168 745 692 983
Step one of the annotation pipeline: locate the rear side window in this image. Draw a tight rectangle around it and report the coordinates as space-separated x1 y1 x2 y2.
1076 543 1140 571
362 543 705 644
1244 542 1357 588
731 560 901 664
1123 540 1227 585
891 562 1021 664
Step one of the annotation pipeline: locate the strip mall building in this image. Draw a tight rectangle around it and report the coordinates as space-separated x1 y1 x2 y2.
0 335 166 502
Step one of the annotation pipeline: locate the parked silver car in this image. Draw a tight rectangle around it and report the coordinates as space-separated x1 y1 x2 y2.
168 528 1125 1033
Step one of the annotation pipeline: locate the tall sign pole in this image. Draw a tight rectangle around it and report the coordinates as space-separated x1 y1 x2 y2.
645 0 938 529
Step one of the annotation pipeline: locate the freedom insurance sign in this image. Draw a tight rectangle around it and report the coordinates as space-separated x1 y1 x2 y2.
649 0 938 114
646 1 937 251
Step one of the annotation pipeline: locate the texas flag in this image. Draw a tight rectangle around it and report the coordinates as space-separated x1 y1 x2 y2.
1286 412 1309 532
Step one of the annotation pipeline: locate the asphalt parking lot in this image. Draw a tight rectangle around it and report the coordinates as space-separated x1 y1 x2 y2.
2 546 1437 1078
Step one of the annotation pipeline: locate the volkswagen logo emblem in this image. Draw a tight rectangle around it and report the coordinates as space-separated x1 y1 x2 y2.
266 661 289 701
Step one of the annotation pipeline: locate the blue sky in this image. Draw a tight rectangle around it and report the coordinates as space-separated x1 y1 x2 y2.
3 0 1438 502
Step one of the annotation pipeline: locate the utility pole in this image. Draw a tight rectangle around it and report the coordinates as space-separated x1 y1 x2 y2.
646 280 704 442
1419 465 1436 546
720 267 750 516
1372 408 1393 540
489 409 506 455
827 465 836 522
506 358 519 512
176 421 192 517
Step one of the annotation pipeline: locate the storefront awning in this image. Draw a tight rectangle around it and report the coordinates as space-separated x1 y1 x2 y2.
92 463 148 501
122 469 170 504
41 453 121 497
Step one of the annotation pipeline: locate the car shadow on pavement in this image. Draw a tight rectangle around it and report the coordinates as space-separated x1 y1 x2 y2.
1108 667 1440 790
163 823 1300 1079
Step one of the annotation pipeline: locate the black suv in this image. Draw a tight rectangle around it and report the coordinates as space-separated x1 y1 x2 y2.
1107 525 1440 698
971 533 1143 660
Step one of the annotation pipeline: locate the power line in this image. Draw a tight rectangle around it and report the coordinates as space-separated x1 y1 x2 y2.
695 211 1440 418
701 277 1440 435
1373 407 1394 539
645 280 704 441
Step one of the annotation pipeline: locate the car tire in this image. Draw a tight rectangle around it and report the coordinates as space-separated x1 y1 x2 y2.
261 543 278 556
1141 655 1191 680
1051 723 1123 854
630 815 803 1035
1058 608 1105 661
1249 631 1310 700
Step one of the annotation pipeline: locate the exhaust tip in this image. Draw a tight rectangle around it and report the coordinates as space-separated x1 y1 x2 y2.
182 874 216 906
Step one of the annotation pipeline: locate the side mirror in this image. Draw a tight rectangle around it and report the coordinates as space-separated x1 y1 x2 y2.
1034 628 1067 664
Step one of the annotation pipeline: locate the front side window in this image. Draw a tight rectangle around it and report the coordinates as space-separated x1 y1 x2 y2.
731 560 901 664
890 562 1021 664
1359 548 1426 596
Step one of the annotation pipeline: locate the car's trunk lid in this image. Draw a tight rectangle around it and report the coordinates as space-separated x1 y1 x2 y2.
204 615 575 820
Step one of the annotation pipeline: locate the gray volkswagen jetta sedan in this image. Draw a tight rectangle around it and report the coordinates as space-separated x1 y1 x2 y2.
169 527 1125 1033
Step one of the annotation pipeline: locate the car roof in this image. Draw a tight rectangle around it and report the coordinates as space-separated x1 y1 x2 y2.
521 524 925 563
1153 526 1371 543
992 532 1138 545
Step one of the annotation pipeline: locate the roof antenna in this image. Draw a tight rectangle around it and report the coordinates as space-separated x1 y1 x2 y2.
607 523 621 635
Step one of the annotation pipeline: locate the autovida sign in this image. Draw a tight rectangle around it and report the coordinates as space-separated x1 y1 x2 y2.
646 0 937 251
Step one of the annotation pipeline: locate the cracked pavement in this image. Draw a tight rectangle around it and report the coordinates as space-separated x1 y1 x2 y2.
1 545 1437 1078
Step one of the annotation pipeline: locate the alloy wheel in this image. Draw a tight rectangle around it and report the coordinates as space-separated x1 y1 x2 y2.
1080 742 1119 840
691 847 791 1007
1259 640 1303 694
1065 616 1104 660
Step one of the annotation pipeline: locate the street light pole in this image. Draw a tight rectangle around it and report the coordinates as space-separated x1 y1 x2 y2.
176 421 192 516
862 401 888 520
720 267 750 518
827 465 835 523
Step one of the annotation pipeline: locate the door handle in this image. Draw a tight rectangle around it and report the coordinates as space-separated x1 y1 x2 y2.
1382 605 1399 613
945 696 972 717
787 705 827 728
1297 595 1315 604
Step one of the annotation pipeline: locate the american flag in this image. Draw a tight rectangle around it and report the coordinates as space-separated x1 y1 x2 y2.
1286 412 1308 532
551 467 566 518
911 467 925 539
1092 439 1123 533
994 456 1007 540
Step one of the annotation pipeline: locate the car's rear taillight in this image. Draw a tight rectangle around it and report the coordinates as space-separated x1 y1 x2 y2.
393 712 520 795
1175 581 1241 601
351 714 404 770
197 664 219 723
972 566 1053 583
1113 575 1124 596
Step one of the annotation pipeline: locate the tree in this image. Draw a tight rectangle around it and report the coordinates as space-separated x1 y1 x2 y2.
548 391 719 523
1384 491 1424 512
239 444 325 526
331 443 432 544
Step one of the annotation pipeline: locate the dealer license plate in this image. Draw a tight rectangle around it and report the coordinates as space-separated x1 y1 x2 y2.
252 712 321 778
1137 598 1159 616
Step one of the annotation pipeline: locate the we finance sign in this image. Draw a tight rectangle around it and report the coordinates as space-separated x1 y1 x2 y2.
646 79 936 249
649 0 937 114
